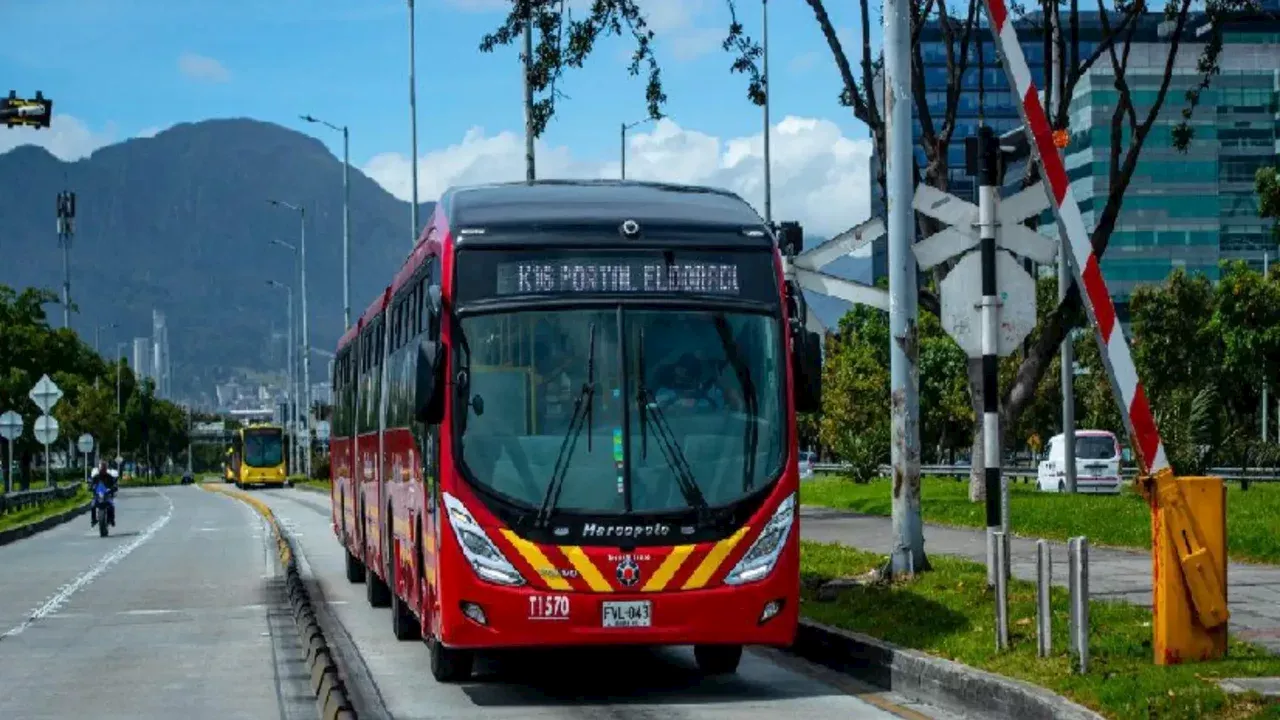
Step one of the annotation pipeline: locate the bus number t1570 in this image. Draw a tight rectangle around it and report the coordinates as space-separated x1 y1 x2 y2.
528 595 570 621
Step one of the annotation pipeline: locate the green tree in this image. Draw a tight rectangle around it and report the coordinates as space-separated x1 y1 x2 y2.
819 307 890 483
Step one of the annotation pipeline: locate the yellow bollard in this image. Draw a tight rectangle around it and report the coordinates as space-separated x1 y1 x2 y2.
1141 470 1229 665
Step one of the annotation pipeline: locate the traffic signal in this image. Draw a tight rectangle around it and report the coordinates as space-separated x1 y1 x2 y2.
3 91 53 129
776 221 804 256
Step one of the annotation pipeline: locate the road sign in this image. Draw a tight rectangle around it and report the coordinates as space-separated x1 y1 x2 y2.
0 411 22 441
912 185 1058 270
77 433 94 454
939 251 1038 358
33 414 59 445
315 421 331 442
28 374 63 414
115 455 124 464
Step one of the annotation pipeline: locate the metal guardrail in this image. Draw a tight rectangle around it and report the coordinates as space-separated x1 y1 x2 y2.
0 483 82 516
811 463 1280 483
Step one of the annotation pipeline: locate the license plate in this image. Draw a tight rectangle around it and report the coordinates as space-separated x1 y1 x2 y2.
602 600 651 628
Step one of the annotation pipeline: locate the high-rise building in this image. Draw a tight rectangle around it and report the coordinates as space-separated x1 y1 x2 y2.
132 337 152 383
151 309 170 398
1042 12 1280 321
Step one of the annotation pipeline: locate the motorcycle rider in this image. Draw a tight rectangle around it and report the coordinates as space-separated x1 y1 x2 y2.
89 460 118 528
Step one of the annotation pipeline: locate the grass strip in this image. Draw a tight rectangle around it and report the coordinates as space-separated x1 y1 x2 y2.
802 476 1280 565
0 486 89 534
799 541 1280 720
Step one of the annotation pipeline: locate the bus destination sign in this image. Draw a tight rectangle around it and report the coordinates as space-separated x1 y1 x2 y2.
497 260 742 296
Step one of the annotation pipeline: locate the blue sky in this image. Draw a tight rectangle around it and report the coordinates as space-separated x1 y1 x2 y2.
2 0 885 236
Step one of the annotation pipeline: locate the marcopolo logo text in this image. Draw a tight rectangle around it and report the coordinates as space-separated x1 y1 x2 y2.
581 522 671 538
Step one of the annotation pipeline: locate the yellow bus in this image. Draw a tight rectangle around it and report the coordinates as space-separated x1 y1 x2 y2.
223 447 235 483
229 422 288 489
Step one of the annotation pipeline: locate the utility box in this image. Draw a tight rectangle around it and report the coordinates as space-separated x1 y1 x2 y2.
1150 475 1229 665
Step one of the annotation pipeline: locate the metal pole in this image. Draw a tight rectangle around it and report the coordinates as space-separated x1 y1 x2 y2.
994 531 1009 650
61 235 71 330
300 209 312 480
762 0 772 225
186 405 193 475
620 123 627 179
978 125 1004 586
5 440 11 494
116 343 124 463
408 0 421 244
45 443 50 488
1037 539 1052 657
523 5 536 181
1264 251 1270 441
1053 7 1077 496
343 126 352 330
287 287 295 473
885 0 923 575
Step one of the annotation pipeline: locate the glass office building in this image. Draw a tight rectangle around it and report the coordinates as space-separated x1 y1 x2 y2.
867 8 1279 322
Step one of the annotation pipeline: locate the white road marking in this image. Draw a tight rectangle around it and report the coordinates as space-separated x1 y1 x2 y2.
1 493 175 640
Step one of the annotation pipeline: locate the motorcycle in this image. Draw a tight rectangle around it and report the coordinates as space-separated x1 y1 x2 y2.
91 481 116 538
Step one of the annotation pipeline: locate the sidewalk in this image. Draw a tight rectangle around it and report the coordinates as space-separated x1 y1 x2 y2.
800 506 1280 655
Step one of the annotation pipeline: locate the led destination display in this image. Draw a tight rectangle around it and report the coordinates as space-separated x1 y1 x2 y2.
497 261 742 296
455 249 779 305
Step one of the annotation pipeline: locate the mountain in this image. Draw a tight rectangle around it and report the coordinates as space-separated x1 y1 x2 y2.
0 118 431 401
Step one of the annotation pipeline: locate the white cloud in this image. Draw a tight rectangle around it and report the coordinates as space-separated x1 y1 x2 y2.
363 116 872 237
178 52 231 83
0 114 117 161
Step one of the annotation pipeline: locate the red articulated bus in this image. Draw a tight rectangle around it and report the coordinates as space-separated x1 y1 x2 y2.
329 180 823 682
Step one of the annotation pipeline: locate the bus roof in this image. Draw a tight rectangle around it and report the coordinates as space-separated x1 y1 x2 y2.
439 180 771 239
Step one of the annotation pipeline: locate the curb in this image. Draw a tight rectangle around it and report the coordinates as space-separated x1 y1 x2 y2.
201 484 358 720
0 498 92 548
792 619 1105 720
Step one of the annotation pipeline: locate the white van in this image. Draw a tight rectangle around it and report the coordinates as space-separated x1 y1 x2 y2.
1037 430 1123 494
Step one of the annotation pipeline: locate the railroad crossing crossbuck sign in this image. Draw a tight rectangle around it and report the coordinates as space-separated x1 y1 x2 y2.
789 217 890 327
911 185 1055 358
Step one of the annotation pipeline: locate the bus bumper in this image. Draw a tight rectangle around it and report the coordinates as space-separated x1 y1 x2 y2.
438 576 798 650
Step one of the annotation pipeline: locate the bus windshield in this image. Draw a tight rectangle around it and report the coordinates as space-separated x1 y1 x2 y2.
243 430 284 468
455 308 785 514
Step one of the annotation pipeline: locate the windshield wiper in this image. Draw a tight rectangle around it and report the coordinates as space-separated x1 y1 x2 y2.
634 329 711 519
712 313 759 492
535 323 596 528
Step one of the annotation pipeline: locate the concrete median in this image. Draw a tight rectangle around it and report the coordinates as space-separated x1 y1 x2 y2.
201 483 358 719
792 619 1104 720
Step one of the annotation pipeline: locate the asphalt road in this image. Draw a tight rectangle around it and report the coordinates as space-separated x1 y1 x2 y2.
0 486 318 720
252 486 954 720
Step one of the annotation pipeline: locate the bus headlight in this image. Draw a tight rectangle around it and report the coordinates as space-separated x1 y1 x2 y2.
442 492 525 587
723 493 796 586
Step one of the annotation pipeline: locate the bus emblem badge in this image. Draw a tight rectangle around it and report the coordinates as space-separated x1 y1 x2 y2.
616 557 641 587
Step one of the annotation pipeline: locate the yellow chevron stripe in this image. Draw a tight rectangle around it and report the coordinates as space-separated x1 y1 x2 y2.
500 530 572 590
560 546 613 592
642 544 695 592
682 526 751 590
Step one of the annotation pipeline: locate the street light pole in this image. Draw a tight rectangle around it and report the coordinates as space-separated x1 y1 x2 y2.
268 200 311 479
761 0 773 225
408 0 421 244
116 341 126 465
268 280 296 474
619 118 653 180
300 115 352 330
523 5 536 182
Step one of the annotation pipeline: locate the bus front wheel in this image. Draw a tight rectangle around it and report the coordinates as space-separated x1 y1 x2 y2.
427 635 472 683
693 645 743 675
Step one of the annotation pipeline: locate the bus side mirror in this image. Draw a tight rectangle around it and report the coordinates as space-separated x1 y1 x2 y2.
426 285 443 338
415 339 445 424
793 328 822 414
